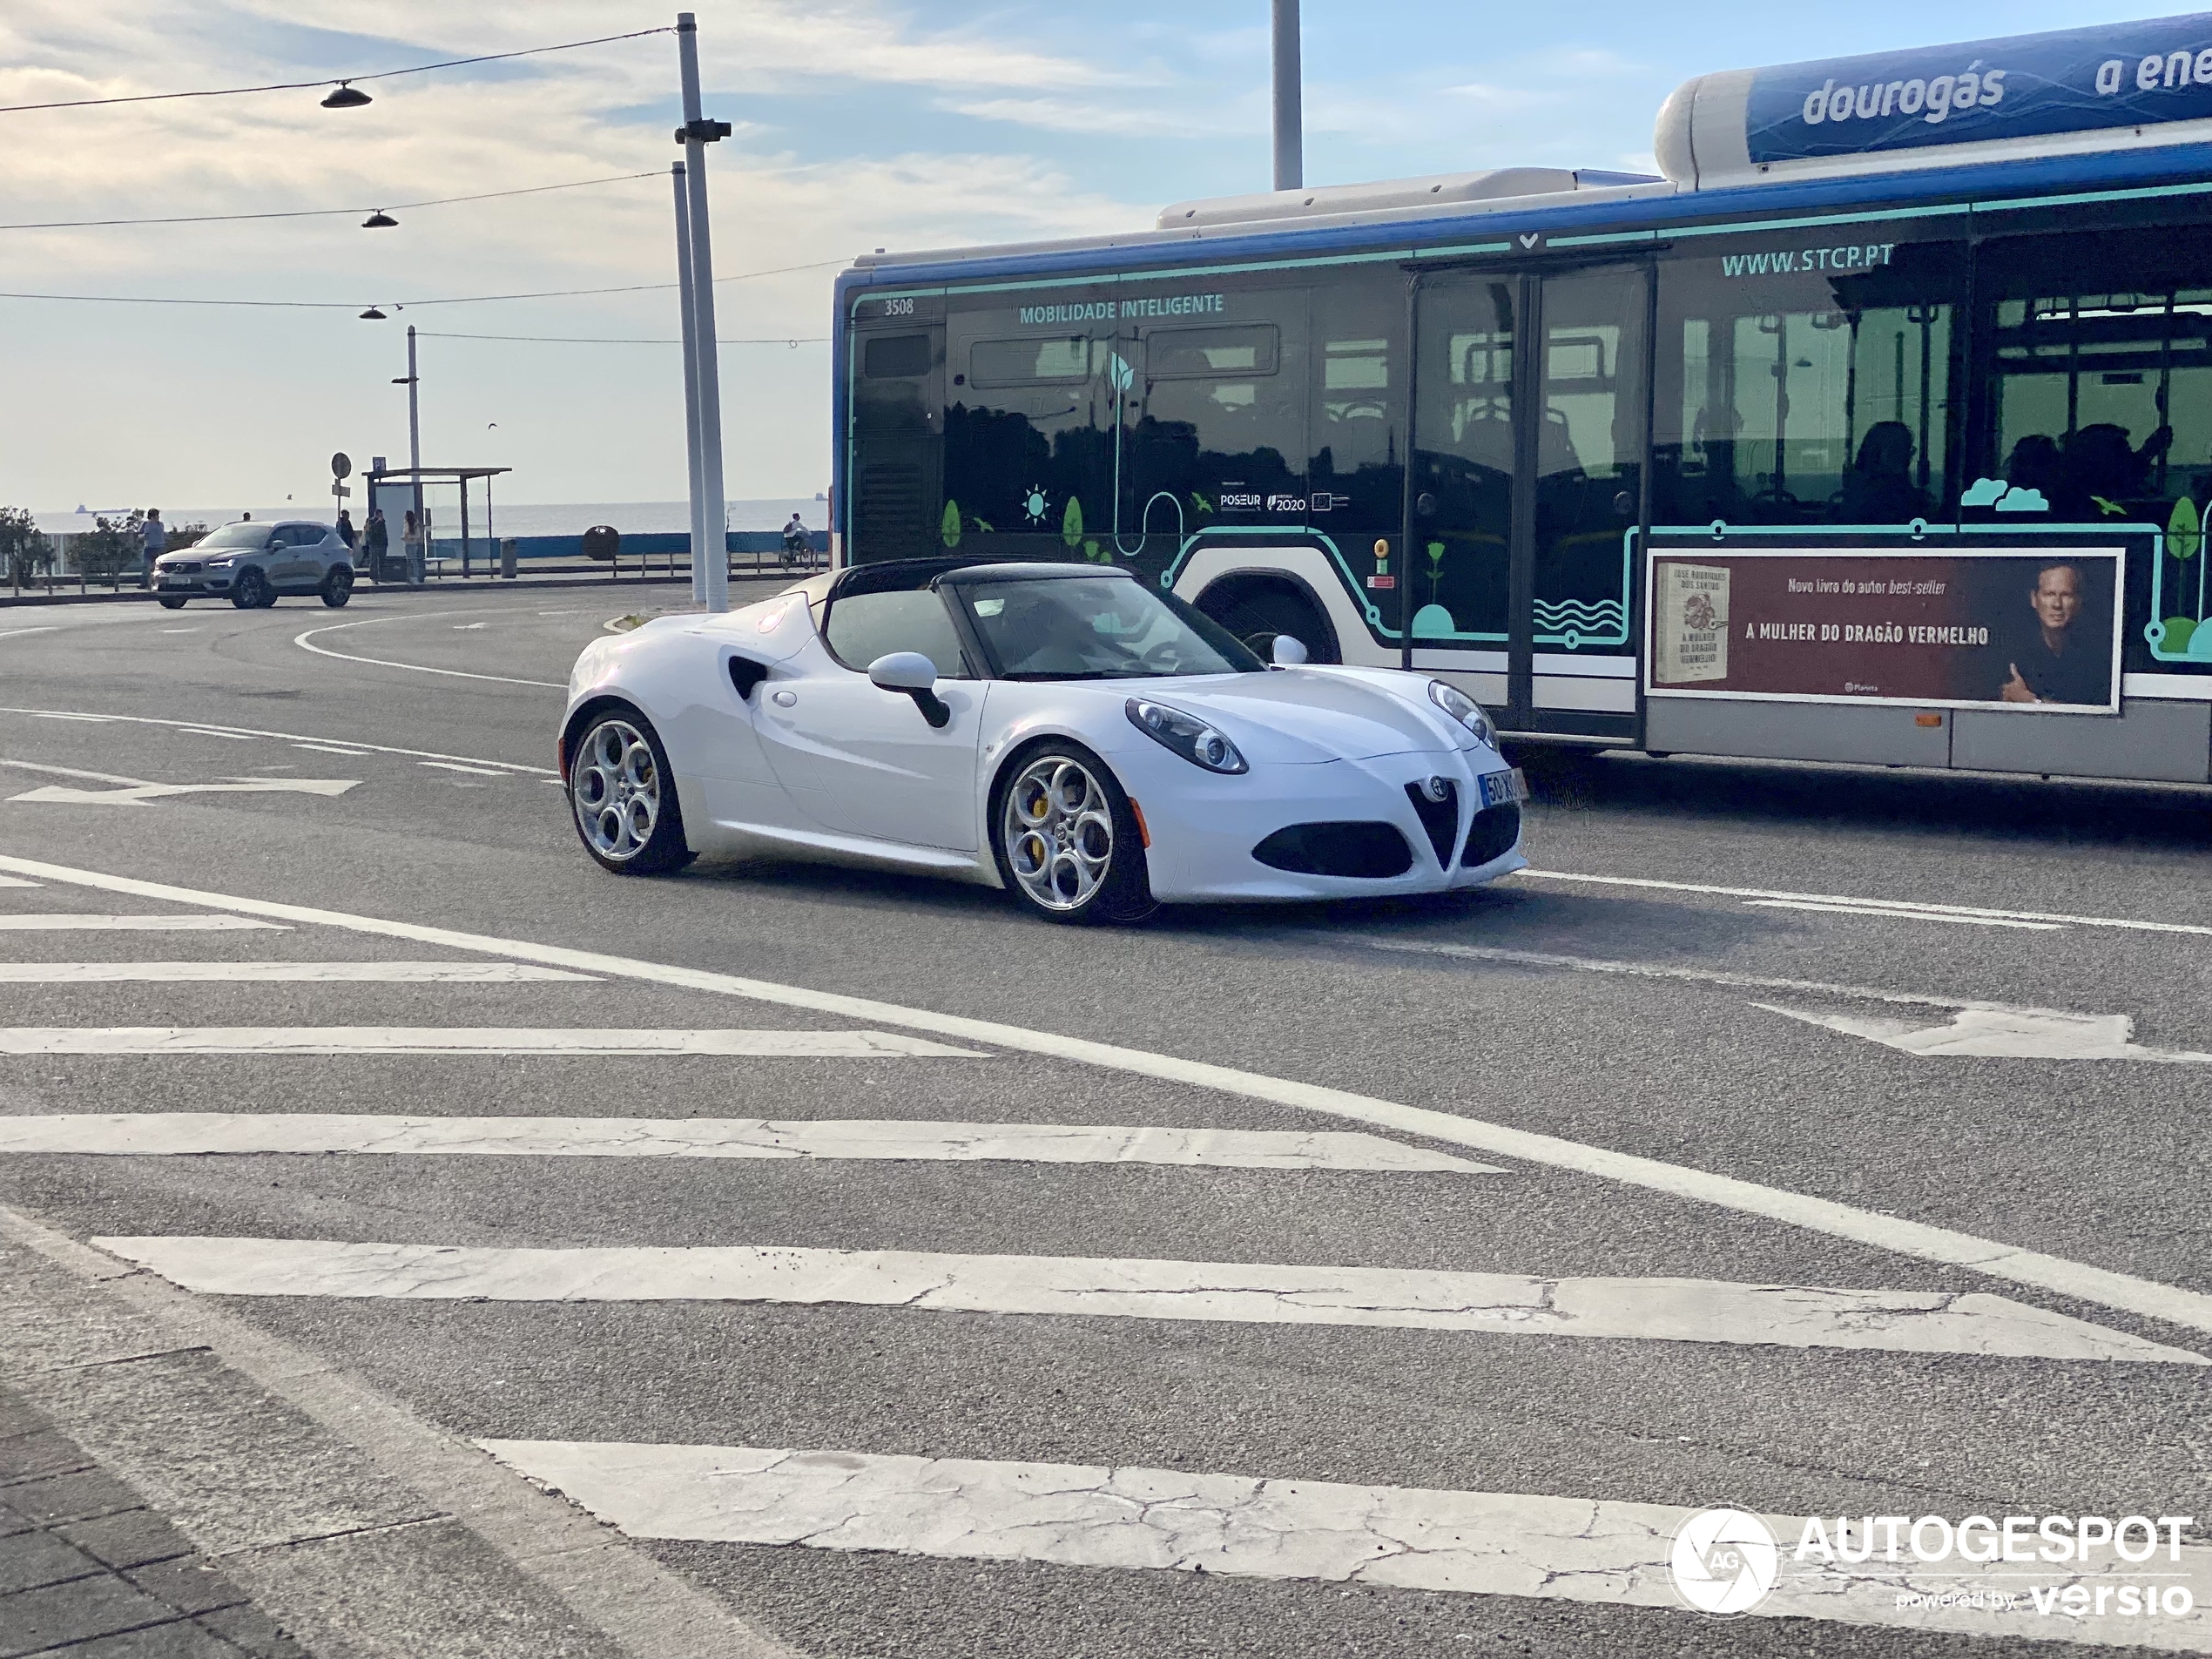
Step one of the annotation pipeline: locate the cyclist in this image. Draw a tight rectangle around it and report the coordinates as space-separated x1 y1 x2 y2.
781 512 812 571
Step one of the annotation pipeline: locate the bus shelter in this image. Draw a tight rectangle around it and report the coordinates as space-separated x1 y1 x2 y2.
364 465 510 583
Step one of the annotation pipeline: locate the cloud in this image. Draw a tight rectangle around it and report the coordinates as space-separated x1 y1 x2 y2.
941 95 1236 138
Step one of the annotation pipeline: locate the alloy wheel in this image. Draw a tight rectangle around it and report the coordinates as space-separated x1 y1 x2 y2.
570 718 662 862
1002 755 1115 912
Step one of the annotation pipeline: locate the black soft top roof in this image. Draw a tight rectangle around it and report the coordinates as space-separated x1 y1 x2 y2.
824 556 1129 602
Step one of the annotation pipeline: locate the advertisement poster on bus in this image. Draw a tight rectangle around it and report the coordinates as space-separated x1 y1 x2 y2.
1645 549 2125 712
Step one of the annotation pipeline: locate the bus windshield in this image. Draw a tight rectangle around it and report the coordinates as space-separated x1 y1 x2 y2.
952 577 1264 680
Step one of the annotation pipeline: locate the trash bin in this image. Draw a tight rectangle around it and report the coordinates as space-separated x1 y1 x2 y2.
500 537 517 579
582 524 620 578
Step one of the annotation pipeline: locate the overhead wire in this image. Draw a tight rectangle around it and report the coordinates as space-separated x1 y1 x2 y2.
0 172 663 233
0 259 853 311
0 27 672 114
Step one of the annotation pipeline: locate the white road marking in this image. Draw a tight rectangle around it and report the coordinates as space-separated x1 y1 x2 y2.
1355 937 2086 1017
454 622 488 630
10 779 357 806
0 756 355 804
0 914 283 932
475 1441 2212 1649
0 1028 983 1056
0 627 58 642
1761 1004 2212 1063
0 876 36 888
0 961 594 984
1372 937 2212 1061
11 854 2212 1339
94 1238 2201 1361
290 742 372 758
1747 898 2065 930
3 1116 1494 1173
418 760 508 777
1519 868 2212 939
172 727 260 741
294 615 565 689
0 705 555 776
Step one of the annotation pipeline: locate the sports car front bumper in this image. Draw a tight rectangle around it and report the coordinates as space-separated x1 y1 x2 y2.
1122 745 1527 902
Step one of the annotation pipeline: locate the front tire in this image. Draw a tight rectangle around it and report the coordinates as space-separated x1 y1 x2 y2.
157 596 186 610
990 740 1155 924
567 709 692 875
232 569 273 609
320 566 354 608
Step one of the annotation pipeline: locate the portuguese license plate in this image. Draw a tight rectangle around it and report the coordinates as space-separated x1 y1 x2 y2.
1478 767 1528 809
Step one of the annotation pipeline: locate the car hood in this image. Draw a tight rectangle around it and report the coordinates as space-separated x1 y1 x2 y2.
1120 669 1465 763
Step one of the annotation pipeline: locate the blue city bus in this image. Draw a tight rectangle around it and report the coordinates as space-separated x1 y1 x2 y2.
832 17 2212 785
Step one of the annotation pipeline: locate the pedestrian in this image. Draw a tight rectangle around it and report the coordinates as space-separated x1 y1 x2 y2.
336 508 356 555
140 509 165 588
363 507 388 580
403 509 425 586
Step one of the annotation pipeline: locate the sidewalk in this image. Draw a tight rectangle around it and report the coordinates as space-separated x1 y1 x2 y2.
2 1385 306 1658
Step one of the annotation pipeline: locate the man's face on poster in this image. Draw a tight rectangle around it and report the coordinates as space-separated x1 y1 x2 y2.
2033 565 2082 636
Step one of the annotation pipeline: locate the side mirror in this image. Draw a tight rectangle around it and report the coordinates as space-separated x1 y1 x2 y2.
1271 634 1309 666
867 651 951 728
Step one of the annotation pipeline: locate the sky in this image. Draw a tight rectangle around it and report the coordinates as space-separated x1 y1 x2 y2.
0 0 2185 513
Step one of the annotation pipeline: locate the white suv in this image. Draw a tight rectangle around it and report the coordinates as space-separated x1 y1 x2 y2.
153 520 354 610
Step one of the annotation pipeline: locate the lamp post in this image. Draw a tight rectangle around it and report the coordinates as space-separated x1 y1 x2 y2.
390 326 422 583
672 161 708 605
1272 0 1302 192
674 13 732 613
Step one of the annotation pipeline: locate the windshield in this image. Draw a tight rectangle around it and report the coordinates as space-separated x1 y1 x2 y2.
953 576 1263 680
198 523 272 550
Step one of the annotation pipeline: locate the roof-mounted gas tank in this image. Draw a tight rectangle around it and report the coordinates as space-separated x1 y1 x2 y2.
1657 12 2212 188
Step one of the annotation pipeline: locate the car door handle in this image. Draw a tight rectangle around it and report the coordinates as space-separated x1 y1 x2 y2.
772 690 797 706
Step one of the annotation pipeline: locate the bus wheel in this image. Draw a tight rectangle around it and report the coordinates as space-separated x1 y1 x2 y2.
1197 577 1339 665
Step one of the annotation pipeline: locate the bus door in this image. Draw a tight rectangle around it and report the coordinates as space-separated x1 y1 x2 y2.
849 320 944 562
1410 264 1647 731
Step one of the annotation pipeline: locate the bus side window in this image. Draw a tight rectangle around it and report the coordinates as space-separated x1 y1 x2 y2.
1977 229 2212 528
1654 241 1965 529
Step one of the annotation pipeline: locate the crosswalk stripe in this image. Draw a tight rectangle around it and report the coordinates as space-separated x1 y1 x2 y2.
91 1238 2203 1360
0 1028 982 1056
1 1114 1494 1172
0 962 597 983
474 1440 2212 1649
0 914 283 931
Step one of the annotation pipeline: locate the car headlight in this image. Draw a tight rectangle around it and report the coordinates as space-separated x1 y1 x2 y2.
1428 680 1497 747
1125 698 1247 774
206 556 237 568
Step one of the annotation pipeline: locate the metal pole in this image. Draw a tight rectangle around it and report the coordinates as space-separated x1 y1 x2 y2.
672 161 708 605
677 13 729 613
407 325 424 585
1271 0 1302 192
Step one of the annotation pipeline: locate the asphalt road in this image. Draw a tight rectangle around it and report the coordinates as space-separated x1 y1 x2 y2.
1 583 2208 1659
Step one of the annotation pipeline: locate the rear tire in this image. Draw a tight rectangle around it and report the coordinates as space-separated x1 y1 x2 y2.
320 566 354 608
157 597 186 610
567 708 693 875
989 739 1156 924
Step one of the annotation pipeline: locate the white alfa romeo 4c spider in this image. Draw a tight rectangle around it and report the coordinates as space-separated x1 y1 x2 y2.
559 558 1528 922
